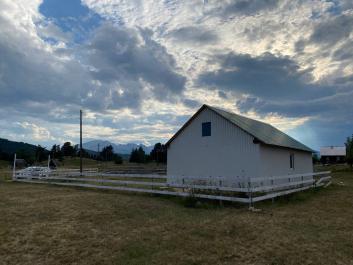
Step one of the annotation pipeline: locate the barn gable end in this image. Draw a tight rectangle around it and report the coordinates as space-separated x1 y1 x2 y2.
167 104 313 179
167 107 261 178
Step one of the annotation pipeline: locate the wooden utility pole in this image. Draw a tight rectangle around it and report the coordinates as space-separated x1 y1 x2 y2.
80 109 83 175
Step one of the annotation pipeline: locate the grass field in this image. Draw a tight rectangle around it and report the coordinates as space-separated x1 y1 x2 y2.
1 167 353 265
39 157 166 172
0 160 10 170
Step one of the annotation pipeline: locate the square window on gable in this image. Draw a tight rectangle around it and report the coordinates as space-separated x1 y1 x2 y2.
202 122 211 137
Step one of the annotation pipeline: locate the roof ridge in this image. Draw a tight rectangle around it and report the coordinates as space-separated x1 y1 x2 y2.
205 105 275 127
205 105 313 153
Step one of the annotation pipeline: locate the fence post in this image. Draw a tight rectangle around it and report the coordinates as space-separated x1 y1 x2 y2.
271 177 274 189
219 179 223 207
12 153 16 180
248 177 253 209
47 154 50 178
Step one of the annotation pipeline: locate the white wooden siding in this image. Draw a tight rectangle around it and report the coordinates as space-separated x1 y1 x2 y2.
167 107 314 181
259 145 313 177
167 108 261 179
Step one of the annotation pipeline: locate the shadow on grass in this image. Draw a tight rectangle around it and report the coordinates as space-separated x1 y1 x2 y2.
254 184 338 209
149 184 339 210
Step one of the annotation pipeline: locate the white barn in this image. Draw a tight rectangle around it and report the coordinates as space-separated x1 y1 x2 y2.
166 105 313 184
320 146 346 164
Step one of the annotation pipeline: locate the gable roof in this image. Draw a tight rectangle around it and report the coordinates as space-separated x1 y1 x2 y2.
320 146 346 156
166 104 313 153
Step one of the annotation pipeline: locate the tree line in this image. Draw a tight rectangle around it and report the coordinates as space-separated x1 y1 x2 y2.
24 141 167 165
2 136 353 167
346 135 353 168
129 143 167 163
48 142 123 164
0 145 48 164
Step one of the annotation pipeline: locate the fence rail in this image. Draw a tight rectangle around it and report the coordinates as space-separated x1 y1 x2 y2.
12 168 332 207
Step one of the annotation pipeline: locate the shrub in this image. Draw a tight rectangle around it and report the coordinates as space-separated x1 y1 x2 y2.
113 154 123 164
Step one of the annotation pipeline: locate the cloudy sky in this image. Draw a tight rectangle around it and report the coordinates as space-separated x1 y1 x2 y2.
0 0 352 150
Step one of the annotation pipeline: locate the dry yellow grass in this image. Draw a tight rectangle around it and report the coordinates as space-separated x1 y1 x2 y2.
1 168 353 265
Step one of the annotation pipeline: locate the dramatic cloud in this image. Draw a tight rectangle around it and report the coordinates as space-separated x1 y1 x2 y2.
0 0 353 149
208 0 280 17
198 49 353 147
168 26 219 44
309 14 353 46
236 90 353 118
198 52 325 100
0 2 186 111
85 24 186 109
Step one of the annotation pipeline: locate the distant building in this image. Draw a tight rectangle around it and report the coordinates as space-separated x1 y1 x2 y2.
320 146 346 164
166 105 313 182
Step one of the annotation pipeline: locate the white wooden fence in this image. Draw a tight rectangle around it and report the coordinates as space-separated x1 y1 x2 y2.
12 168 331 207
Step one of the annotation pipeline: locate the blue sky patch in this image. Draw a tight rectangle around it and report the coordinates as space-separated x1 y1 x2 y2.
326 0 342 15
39 0 103 43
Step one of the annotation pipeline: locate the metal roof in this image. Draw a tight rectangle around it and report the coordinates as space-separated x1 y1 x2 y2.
320 146 346 156
207 105 313 153
165 104 313 152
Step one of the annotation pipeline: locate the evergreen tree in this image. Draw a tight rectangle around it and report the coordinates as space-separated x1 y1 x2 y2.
77 148 89 159
35 145 47 162
61 142 75 157
50 144 63 161
129 148 138 163
100 145 114 161
129 147 146 163
113 154 123 164
312 153 319 164
345 135 353 168
137 147 146 163
150 143 167 163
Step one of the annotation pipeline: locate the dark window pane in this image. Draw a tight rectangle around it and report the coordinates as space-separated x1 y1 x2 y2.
290 154 294 169
202 122 211 137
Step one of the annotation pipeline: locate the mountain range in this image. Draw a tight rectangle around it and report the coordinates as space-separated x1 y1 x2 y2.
82 140 154 155
0 138 154 157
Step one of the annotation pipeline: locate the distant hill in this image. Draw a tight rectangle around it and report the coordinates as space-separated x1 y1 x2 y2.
83 140 154 155
0 138 38 156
